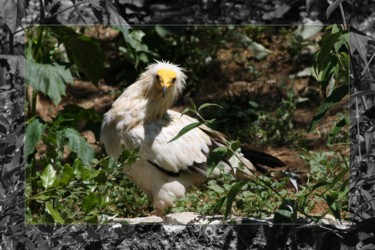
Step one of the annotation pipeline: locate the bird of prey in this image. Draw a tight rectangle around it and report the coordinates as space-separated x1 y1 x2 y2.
100 61 285 216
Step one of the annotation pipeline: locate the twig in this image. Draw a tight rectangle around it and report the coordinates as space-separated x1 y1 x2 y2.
45 2 88 21
12 25 27 36
39 0 45 23
354 88 362 161
339 3 347 29
6 25 14 55
361 52 375 77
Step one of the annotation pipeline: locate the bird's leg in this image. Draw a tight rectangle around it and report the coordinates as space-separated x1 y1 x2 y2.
150 209 167 222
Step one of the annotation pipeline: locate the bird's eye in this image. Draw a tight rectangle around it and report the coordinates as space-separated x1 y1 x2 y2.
156 75 160 81
171 77 176 83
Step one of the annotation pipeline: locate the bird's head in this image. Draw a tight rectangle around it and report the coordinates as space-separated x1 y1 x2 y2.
144 61 186 99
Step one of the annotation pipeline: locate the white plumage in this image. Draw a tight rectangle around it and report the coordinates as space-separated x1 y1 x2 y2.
100 61 283 216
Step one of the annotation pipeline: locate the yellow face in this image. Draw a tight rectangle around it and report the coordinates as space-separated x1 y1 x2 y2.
156 69 177 96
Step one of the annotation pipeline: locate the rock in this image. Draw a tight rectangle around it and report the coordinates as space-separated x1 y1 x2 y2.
112 216 163 224
165 212 200 224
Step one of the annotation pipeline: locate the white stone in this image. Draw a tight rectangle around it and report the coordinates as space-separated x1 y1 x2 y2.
112 216 163 224
165 212 200 224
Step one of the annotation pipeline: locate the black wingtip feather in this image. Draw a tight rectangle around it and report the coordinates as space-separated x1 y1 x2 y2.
241 148 286 168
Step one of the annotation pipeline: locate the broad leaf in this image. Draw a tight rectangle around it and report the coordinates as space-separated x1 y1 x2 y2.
225 181 247 218
49 26 105 85
350 29 369 71
25 118 46 157
316 32 341 72
82 192 101 213
58 164 74 186
45 202 65 224
26 58 73 105
41 164 57 189
0 0 26 32
64 128 94 165
168 121 202 143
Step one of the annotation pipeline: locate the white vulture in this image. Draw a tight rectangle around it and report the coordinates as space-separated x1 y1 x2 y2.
100 61 285 216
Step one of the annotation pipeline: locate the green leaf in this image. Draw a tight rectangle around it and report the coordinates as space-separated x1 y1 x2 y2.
64 128 94 165
82 192 101 213
198 103 223 112
119 146 141 166
208 181 225 193
334 32 349 53
49 26 105 84
155 25 172 38
316 32 341 72
324 193 341 220
329 168 348 189
58 164 74 185
26 59 73 105
225 181 247 218
310 181 330 191
310 84 348 130
229 140 241 153
207 147 227 177
168 121 202 143
25 118 46 157
33 195 51 201
41 164 57 189
328 116 348 144
116 26 156 68
45 201 65 224
213 196 227 214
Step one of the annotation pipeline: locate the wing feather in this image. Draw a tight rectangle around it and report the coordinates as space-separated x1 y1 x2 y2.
120 110 212 175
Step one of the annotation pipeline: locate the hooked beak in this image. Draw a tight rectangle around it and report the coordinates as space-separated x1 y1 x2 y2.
162 85 167 98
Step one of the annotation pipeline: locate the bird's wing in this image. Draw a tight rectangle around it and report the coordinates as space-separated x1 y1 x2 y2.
127 110 213 176
100 111 123 160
